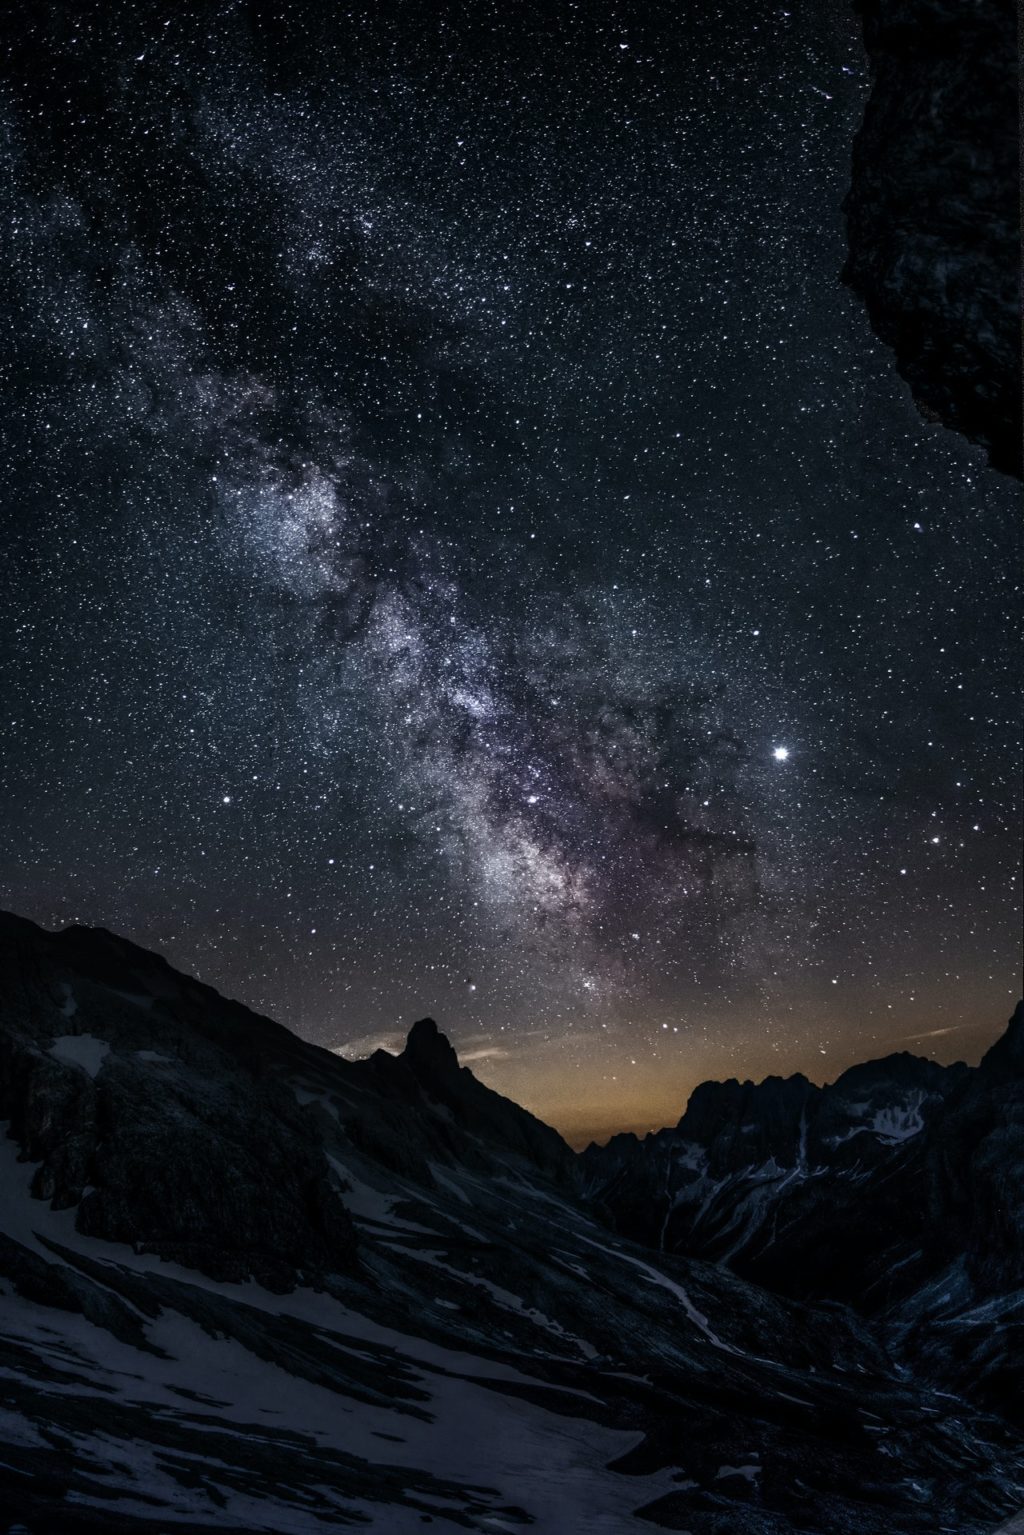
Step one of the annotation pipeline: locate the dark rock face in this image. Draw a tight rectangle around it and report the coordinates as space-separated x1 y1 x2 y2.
400 1016 576 1183
843 0 1021 475
1 908 1022 1533
893 1004 1024 1421
930 1004 1024 1295
323 1016 578 1189
582 1048 965 1283
0 916 576 1291
584 1004 1024 1425
0 912 358 1291
677 1073 819 1178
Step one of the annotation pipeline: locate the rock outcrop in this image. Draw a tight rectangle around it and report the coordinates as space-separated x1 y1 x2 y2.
0 909 1021 1533
584 1003 1024 1424
843 0 1020 475
581 1048 967 1283
0 913 358 1290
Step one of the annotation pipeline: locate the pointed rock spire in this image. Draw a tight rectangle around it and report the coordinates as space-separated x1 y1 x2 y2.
403 1017 461 1078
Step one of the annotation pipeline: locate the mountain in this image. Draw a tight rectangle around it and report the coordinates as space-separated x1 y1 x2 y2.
843 0 1020 476
1 910 1022 1533
581 1053 966 1293
583 1005 1024 1426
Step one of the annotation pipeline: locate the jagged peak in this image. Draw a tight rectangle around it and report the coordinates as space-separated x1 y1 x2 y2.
676 1070 818 1129
402 1016 461 1076
689 1070 816 1096
830 1050 967 1095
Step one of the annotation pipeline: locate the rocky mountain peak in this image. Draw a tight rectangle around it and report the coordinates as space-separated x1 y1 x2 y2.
830 1051 966 1096
675 1071 820 1177
403 1016 461 1078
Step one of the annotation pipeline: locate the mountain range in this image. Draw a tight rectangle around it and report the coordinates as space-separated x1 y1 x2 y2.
0 909 1021 1534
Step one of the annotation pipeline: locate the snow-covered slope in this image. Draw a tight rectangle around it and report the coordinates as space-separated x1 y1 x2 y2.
0 911 1021 1532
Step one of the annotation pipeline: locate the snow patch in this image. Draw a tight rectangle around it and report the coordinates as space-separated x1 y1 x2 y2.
291 1084 339 1117
575 1232 745 1358
716 1462 761 1483
871 1095 925 1142
673 1143 707 1173
48 1034 110 1078
327 1156 435 1233
0 1135 679 1533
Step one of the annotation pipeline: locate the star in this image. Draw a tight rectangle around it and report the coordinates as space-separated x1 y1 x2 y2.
0 0 1016 1147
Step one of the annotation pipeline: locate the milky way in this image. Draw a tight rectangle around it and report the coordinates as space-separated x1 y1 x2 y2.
1 1 1018 1140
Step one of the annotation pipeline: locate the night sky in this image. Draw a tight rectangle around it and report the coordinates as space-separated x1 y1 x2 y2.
1 1 1019 1144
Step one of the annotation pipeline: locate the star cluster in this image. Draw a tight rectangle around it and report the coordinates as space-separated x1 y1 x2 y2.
0 0 1018 1142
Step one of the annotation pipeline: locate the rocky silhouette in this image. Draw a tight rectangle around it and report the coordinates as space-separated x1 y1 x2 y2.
843 0 1021 475
583 1004 1024 1425
0 910 1021 1533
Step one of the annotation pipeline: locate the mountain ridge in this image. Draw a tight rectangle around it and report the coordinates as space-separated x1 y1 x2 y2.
582 1052 977 1158
0 907 1021 1533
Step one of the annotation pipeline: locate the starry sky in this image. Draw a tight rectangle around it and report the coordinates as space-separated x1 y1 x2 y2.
1 1 1019 1145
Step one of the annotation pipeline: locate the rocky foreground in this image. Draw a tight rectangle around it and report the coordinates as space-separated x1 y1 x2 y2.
0 909 1021 1533
843 0 1020 476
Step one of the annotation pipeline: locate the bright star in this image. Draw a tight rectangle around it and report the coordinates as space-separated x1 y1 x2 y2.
772 746 790 762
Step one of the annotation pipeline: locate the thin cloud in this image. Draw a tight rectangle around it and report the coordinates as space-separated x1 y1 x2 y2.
890 1024 964 1044
331 1031 405 1059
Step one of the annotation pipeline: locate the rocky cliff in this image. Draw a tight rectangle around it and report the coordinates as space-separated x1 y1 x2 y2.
844 0 1020 475
583 1003 1024 1424
0 910 1021 1533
